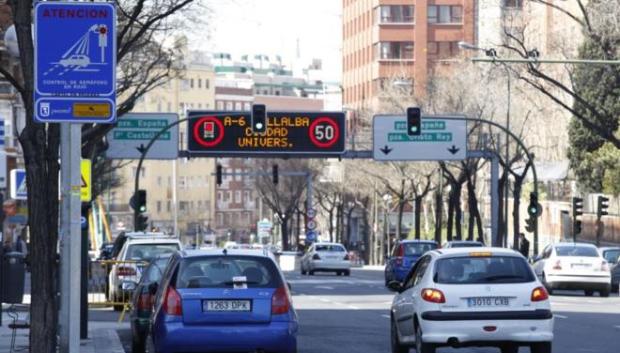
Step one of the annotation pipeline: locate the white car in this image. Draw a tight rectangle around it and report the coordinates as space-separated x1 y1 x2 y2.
532 242 611 296
108 234 181 310
389 247 553 353
59 54 90 67
300 242 351 276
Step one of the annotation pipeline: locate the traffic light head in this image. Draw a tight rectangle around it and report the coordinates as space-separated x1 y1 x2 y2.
525 217 536 233
137 190 147 213
574 219 582 236
272 164 279 185
406 107 421 136
597 195 609 218
528 192 542 218
252 104 267 133
572 197 583 218
216 164 223 186
136 214 149 231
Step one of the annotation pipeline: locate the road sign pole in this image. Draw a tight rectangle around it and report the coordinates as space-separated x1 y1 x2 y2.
59 124 82 352
490 149 500 247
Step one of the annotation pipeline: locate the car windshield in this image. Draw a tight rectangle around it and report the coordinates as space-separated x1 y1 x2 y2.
143 257 171 283
403 243 437 256
602 249 620 264
176 256 282 289
126 243 179 261
555 246 599 257
449 242 483 248
315 245 345 252
434 256 535 284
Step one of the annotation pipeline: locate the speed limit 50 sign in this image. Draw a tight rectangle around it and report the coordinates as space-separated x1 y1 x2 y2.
187 111 345 156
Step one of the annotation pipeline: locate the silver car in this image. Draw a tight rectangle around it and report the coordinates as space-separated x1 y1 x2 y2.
300 242 351 276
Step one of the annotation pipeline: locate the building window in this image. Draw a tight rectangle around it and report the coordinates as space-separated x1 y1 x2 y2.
167 200 171 212
375 42 414 60
504 0 523 8
243 190 250 203
198 200 203 209
376 5 414 23
198 78 202 88
428 5 462 24
132 167 145 178
217 213 224 226
205 79 210 89
235 102 242 111
235 190 241 203
217 101 224 110
179 176 186 189
190 78 194 88
179 201 188 211
157 201 162 213
157 176 162 186
217 191 222 201
243 102 251 111
226 102 233 111
235 168 242 181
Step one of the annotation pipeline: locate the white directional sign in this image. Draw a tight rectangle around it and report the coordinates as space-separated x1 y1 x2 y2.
106 113 178 159
373 115 467 161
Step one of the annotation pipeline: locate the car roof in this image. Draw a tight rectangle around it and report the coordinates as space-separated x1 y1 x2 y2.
432 247 521 258
124 238 181 245
400 240 437 244
599 246 620 251
553 242 597 248
180 248 274 259
313 242 345 247
446 240 483 244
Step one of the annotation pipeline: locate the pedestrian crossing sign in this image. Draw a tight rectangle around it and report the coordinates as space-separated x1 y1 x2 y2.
81 159 92 202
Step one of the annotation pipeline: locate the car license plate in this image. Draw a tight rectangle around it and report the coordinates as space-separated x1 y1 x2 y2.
467 297 510 307
571 263 591 268
203 300 251 312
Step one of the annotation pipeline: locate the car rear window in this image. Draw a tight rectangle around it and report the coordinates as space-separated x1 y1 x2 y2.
449 242 483 248
315 245 345 252
176 256 282 289
403 243 437 256
434 256 535 284
126 243 179 261
555 246 599 257
603 250 620 264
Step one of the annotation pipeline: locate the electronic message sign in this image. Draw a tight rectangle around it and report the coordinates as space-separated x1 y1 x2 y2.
187 111 345 156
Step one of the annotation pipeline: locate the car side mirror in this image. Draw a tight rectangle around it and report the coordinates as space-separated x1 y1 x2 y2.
387 281 402 292
148 282 159 296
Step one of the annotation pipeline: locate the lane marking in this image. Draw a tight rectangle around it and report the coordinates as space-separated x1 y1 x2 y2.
554 314 568 319
381 314 391 319
315 286 334 290
319 298 331 303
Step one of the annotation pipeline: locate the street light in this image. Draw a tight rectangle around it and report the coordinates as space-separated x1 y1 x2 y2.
382 194 393 260
459 41 511 248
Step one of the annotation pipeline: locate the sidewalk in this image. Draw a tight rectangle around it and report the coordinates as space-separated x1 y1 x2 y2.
0 306 126 353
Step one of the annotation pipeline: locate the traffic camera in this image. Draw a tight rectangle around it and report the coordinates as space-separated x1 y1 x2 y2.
597 195 609 219
406 107 422 136
252 104 267 133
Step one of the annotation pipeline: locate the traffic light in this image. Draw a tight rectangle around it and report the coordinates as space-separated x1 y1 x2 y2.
528 192 542 217
525 217 536 233
597 195 609 219
252 104 267 133
216 164 223 185
272 164 279 185
130 189 147 213
572 196 583 237
136 214 149 231
406 107 422 136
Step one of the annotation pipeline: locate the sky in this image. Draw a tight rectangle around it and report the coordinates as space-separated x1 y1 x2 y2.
187 0 343 82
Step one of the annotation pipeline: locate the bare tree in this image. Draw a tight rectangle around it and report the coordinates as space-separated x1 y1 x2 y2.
0 1 203 351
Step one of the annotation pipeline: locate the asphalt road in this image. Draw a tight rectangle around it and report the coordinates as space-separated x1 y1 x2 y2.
113 268 620 353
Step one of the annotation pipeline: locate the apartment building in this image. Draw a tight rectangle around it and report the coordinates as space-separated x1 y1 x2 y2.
342 0 475 109
109 52 217 240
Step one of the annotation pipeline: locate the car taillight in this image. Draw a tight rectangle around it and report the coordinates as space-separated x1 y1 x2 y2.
272 286 291 315
601 261 609 272
117 266 136 276
312 254 321 260
421 288 445 303
397 245 404 257
163 287 182 316
137 293 152 311
531 286 549 302
552 260 562 270
344 254 350 260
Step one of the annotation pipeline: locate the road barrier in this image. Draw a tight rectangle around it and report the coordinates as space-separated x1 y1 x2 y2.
88 259 149 320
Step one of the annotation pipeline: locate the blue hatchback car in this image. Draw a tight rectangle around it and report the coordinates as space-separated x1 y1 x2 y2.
148 249 298 353
384 240 438 285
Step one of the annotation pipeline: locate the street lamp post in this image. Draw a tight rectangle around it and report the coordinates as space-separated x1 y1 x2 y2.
382 194 393 262
459 41 511 248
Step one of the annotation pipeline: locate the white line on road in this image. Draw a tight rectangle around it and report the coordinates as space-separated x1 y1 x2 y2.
554 314 568 319
319 298 331 303
315 286 334 290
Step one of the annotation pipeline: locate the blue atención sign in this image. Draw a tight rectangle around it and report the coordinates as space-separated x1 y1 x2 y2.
34 2 116 123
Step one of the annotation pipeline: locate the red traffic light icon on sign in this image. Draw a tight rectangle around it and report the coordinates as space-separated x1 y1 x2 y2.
193 116 225 148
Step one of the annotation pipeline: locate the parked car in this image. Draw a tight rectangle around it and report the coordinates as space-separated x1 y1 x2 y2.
384 240 438 285
300 242 351 276
599 246 620 292
108 233 181 310
532 242 611 296
130 255 171 353
389 248 553 353
147 249 298 353
442 240 485 248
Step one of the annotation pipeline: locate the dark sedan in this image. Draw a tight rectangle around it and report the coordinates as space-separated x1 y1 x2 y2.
600 247 620 292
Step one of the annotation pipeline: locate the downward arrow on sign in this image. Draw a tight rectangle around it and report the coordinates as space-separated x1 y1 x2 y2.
447 145 460 155
380 145 393 155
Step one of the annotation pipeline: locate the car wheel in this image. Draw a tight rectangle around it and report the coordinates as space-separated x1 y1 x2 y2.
500 343 519 353
390 318 409 353
600 287 611 297
415 323 435 353
344 270 351 276
531 342 552 353
585 289 594 297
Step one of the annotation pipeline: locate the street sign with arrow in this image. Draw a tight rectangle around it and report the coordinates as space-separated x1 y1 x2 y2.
106 113 179 160
373 115 467 161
